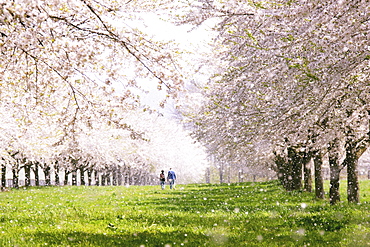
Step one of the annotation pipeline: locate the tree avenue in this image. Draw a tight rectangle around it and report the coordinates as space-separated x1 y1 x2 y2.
1 0 369 205
180 0 370 204
0 0 207 187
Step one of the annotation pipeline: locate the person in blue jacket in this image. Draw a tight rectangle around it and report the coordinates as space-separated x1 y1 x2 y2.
167 168 176 189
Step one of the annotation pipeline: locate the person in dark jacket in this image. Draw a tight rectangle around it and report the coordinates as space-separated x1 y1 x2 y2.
167 168 176 189
159 170 166 190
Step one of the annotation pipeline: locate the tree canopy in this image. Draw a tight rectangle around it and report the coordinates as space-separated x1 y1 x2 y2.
173 0 370 202
0 0 208 184
184 0 370 163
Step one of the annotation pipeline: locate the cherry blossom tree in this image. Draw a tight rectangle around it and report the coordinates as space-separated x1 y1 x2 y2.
179 0 370 203
0 0 209 187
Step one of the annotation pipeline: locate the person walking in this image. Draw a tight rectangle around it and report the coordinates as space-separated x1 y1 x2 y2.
167 168 176 189
159 170 166 190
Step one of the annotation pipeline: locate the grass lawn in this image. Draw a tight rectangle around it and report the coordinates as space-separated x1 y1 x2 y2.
0 180 370 246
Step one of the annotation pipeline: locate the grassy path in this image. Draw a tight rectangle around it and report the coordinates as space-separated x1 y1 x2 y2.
0 181 370 246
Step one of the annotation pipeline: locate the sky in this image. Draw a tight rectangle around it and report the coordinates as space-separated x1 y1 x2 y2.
128 13 215 117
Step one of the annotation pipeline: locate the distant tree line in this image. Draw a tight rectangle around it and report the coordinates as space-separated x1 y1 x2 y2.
1 151 158 189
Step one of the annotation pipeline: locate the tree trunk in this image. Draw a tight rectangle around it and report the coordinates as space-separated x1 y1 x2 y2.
12 168 19 189
347 157 359 203
303 153 312 192
101 172 106 186
106 171 111 185
345 109 370 202
344 141 367 204
44 166 51 186
274 152 290 190
1 163 6 188
124 171 128 185
94 170 100 186
128 167 132 185
219 164 224 184
80 168 85 186
117 167 123 185
138 171 143 185
287 147 303 191
142 173 147 185
206 167 211 183
112 167 117 186
313 151 325 199
343 127 368 204
24 163 32 187
303 163 312 192
328 140 341 205
292 161 303 191
329 162 341 205
227 165 231 183
87 169 93 186
72 171 77 186
64 170 70 185
34 163 39 186
53 161 60 186
238 169 243 183
278 163 290 189
54 165 60 186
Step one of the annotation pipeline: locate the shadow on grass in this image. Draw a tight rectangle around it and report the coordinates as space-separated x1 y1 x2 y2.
15 230 209 247
136 181 317 214
2 180 361 247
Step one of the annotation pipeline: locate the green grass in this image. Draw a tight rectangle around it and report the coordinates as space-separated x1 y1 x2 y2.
1 180 370 246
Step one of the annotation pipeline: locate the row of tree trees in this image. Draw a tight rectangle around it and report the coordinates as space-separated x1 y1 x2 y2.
176 0 370 204
0 102 208 186
1 153 157 188
0 0 209 187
